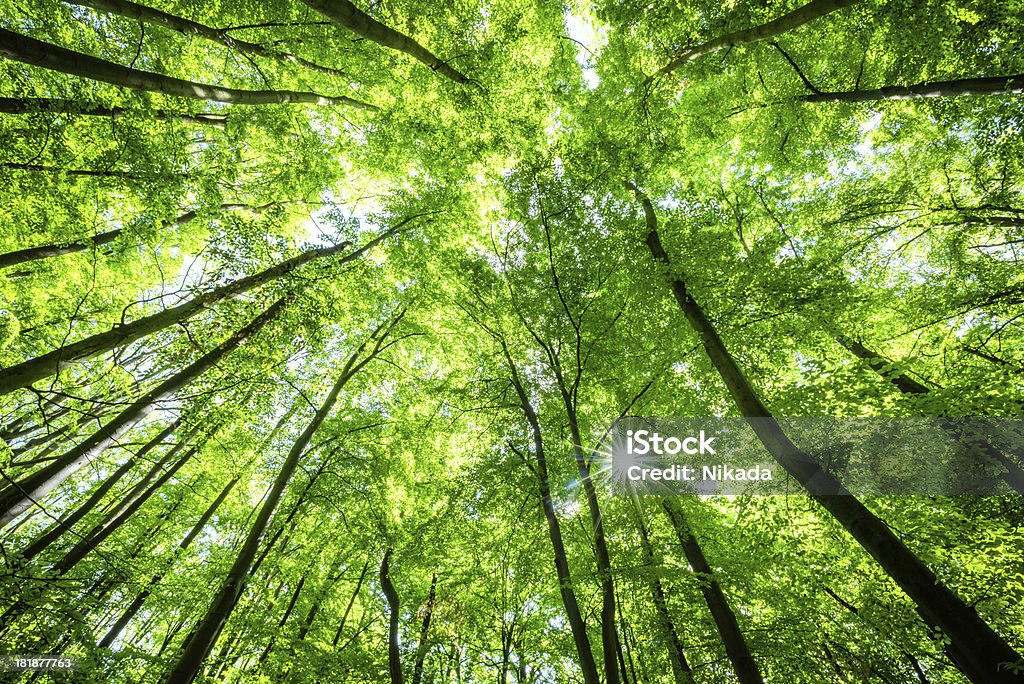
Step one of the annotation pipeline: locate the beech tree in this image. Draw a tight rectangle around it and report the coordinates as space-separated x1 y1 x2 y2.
1 0 1022 682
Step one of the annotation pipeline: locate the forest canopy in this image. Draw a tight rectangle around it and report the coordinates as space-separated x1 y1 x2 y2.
0 0 1023 682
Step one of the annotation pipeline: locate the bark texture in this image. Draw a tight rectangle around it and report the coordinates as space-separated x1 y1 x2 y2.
380 549 405 684
802 74 1024 102
655 0 862 76
299 0 470 84
0 28 375 109
661 499 763 684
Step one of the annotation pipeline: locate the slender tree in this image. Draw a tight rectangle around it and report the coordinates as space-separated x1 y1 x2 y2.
652 0 863 78
298 0 471 84
497 335 602 684
65 0 349 78
380 548 405 684
801 74 1024 102
411 574 437 684
627 181 1024 684
0 28 375 109
660 499 764 684
18 418 185 560
632 499 694 684
0 96 226 125
0 237 368 395
0 298 288 528
162 310 407 683
98 476 239 648
0 202 297 270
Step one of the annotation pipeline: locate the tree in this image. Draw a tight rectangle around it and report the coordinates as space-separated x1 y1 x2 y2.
1 1 1023 682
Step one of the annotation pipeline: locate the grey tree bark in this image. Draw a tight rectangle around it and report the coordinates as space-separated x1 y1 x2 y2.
0 28 375 109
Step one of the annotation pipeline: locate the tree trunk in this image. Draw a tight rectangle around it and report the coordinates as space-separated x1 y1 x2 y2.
654 0 862 77
66 0 348 78
0 229 120 270
627 182 1024 684
295 552 348 643
0 28 375 109
98 476 238 648
0 96 227 125
411 574 437 684
632 500 693 684
251 461 333 579
661 499 764 684
298 0 470 84
564 406 620 684
0 471 191 638
802 74 1024 103
380 548 405 684
0 297 287 528
499 339 602 684
53 443 198 574
162 314 400 683
19 418 182 560
0 239 357 396
0 162 163 177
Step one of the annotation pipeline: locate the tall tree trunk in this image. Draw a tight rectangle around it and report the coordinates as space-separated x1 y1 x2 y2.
529 216 621 684
0 162 165 177
380 548 405 684
660 499 764 684
801 74 1024 102
631 500 694 684
411 574 437 684
298 0 470 84
0 238 360 396
0 28 374 109
627 182 1024 684
163 314 402 683
294 552 348 643
0 96 226 125
249 460 330 577
0 230 120 269
498 338 602 684
0 297 287 527
0 473 190 638
98 476 238 648
65 0 348 78
565 407 620 684
654 0 862 77
20 418 183 560
53 443 198 574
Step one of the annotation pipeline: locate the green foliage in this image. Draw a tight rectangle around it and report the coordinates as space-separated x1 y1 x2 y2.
0 0 1022 682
